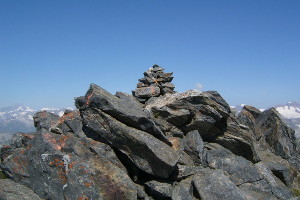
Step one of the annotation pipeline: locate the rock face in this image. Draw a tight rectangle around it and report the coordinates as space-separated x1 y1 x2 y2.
1 65 299 199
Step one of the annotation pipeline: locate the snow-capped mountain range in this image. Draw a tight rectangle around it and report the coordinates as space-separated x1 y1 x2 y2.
0 105 73 134
232 102 300 138
0 102 300 147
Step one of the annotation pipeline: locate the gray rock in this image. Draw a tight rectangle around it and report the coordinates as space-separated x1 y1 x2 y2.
1 130 137 200
162 82 175 89
76 84 169 144
145 180 173 199
255 162 294 200
33 111 59 131
192 168 248 200
81 108 179 178
238 182 278 200
242 105 262 119
237 106 262 141
151 106 191 127
204 143 263 185
218 115 261 163
183 130 204 165
257 149 298 190
10 133 35 148
0 179 42 200
172 177 194 200
135 86 161 98
136 184 151 200
257 108 296 159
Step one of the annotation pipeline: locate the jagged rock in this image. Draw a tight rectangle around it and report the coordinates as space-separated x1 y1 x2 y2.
243 105 262 119
192 168 248 200
204 143 263 185
81 108 179 178
33 111 60 131
183 130 204 165
257 150 298 190
216 133 260 163
58 110 86 138
255 162 294 199
10 133 35 148
237 105 263 141
76 84 170 144
151 106 191 127
0 179 42 200
172 177 194 200
144 180 173 199
257 108 296 159
218 115 261 163
202 143 296 199
1 127 137 200
146 90 230 141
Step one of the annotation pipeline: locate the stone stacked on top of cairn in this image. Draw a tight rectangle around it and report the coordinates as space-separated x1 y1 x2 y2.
133 64 175 103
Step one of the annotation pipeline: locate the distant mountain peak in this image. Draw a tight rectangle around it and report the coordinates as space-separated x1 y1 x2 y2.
0 105 74 134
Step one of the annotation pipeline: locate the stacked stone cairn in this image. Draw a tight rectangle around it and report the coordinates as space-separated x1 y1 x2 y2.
133 64 175 103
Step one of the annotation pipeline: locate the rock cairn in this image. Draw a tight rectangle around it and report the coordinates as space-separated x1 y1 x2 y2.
133 64 175 103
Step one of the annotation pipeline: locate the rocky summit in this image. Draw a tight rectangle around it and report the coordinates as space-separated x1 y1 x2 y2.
1 65 300 200
133 64 175 103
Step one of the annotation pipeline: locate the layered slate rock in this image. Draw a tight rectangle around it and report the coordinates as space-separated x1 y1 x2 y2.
80 108 179 178
0 65 299 200
133 64 175 103
76 84 169 144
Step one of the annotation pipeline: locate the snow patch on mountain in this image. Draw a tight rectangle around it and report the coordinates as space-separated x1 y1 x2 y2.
275 103 300 119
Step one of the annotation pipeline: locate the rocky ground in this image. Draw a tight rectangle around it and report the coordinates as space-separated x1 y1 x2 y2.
1 66 300 200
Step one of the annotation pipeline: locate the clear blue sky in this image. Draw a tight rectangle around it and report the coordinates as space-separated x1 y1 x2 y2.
0 0 299 109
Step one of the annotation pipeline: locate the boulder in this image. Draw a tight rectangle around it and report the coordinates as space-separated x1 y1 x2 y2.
255 162 294 199
81 108 179 178
203 143 263 185
182 130 204 165
172 177 194 200
144 180 173 199
76 84 169 144
218 115 261 163
1 128 137 200
192 168 248 200
33 111 59 131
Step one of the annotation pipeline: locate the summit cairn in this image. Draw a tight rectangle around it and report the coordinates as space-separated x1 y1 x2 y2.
133 64 175 103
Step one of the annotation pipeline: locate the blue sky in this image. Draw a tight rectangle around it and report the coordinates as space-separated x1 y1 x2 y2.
0 0 299 109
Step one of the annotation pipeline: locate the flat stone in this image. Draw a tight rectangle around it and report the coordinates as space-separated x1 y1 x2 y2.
135 86 161 98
